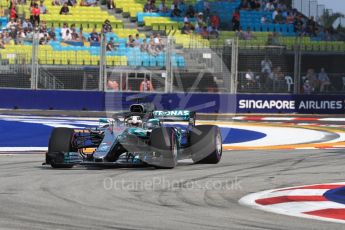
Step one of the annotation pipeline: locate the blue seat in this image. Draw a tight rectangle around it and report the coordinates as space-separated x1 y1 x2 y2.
281 24 288 33
287 24 294 33
177 56 185 67
268 24 275 32
275 24 282 33
261 24 268 32
254 24 261 32
149 56 157 66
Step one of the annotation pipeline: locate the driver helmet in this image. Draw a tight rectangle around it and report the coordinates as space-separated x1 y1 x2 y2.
126 116 142 127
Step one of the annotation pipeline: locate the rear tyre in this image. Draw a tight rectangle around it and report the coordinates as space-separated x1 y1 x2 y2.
47 127 76 168
190 125 222 164
150 127 177 169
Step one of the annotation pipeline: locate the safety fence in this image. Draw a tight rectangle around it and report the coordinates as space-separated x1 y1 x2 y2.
0 35 345 94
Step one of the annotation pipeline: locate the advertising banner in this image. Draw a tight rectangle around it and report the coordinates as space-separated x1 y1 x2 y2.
0 89 344 114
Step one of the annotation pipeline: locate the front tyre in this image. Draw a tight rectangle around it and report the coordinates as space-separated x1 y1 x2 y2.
150 127 177 169
190 125 222 164
46 127 76 168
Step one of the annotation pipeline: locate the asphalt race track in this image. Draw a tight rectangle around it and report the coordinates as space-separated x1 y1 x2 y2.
0 149 345 230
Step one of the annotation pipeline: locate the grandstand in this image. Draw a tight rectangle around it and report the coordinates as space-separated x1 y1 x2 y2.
0 0 344 93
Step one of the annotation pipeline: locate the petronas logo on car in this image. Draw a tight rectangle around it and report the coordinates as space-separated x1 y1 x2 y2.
153 111 190 116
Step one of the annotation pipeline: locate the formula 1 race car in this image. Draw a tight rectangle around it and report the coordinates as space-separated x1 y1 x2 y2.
44 104 222 169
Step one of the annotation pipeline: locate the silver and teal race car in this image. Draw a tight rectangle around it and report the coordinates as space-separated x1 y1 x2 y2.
45 104 222 169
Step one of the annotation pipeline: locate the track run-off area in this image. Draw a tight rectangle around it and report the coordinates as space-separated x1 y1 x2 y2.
0 115 345 229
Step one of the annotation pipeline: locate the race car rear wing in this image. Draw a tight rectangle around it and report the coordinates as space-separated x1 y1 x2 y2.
152 110 196 126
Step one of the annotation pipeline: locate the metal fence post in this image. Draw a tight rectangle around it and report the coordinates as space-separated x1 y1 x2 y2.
165 36 173 93
30 31 39 89
293 37 302 94
229 38 238 93
99 33 106 91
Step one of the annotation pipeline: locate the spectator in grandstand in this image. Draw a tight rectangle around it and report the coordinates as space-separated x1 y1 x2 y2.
9 5 17 20
305 68 319 91
79 28 86 42
6 18 17 29
318 68 331 92
148 36 159 56
88 28 100 42
196 12 205 25
0 33 5 49
244 26 254 40
235 26 243 37
272 8 278 20
61 22 69 37
181 22 193 34
245 69 256 88
185 5 195 18
2 31 11 44
171 4 181 17
158 0 168 13
39 33 49 44
22 18 33 30
133 33 141 47
140 39 149 52
39 1 47 14
208 25 219 39
107 0 115 9
144 0 156 12
48 27 56 40
303 79 313 94
264 1 275 11
67 0 77 6
102 19 112 33
39 20 48 32
274 10 284 24
70 28 79 41
231 9 240 31
126 35 135 48
38 26 49 39
106 37 115 51
62 29 72 40
272 66 285 91
9 26 17 40
183 15 189 23
31 3 40 24
293 15 304 35
203 0 209 13
80 0 97 6
238 26 253 40
286 11 294 24
16 18 22 28
261 56 272 88
200 26 209 39
210 15 220 29
25 28 34 41
239 0 250 10
267 32 280 45
250 0 261 10
52 0 62 6
107 78 119 90
140 77 154 92
261 15 267 23
59 3 69 15
154 33 163 50
16 28 26 44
